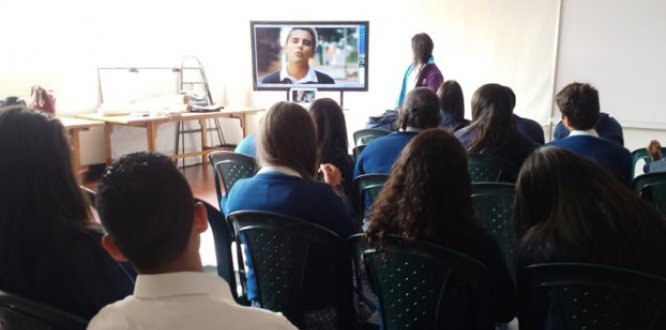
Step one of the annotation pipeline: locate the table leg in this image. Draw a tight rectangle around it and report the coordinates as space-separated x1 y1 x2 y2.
146 122 159 152
68 128 82 176
199 119 209 165
104 124 114 165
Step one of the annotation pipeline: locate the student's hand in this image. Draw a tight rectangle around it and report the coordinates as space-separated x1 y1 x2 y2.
320 163 342 186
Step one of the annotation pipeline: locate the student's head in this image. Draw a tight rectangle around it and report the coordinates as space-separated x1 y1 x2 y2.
505 85 516 111
308 98 348 163
514 147 666 266
0 107 91 274
96 152 207 274
468 83 517 153
368 129 481 251
259 101 318 180
437 80 465 118
556 82 600 130
648 140 663 160
284 27 317 66
411 33 434 65
399 87 441 130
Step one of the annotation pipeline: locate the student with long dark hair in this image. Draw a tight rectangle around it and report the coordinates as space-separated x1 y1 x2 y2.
0 107 134 319
514 147 666 328
309 98 354 202
437 80 470 132
224 101 357 329
367 128 516 325
455 83 536 167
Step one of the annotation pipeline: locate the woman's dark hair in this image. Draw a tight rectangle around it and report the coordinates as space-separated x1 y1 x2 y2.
0 107 91 281
411 33 434 65
467 83 518 154
437 80 465 118
399 87 441 130
259 101 318 180
514 147 666 270
367 129 484 254
308 98 348 164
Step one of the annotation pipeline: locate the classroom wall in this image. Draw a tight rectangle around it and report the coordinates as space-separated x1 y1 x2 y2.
9 0 636 165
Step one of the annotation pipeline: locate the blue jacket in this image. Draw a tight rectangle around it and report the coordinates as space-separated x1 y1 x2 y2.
548 135 632 185
354 131 419 177
553 113 624 146
514 115 545 145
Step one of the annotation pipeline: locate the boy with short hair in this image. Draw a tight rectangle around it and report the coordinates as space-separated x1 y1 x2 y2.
88 152 295 330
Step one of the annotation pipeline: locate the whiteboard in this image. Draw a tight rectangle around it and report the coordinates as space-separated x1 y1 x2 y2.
555 0 666 126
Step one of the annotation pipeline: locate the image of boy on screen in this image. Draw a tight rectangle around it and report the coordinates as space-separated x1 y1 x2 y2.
260 27 335 84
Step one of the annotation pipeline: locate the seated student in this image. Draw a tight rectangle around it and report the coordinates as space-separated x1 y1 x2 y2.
355 87 441 177
366 128 516 326
437 80 470 132
224 101 357 329
0 107 134 320
547 82 632 185
455 83 536 168
505 86 545 145
90 152 296 330
553 111 624 146
309 98 355 205
513 147 666 329
644 139 666 173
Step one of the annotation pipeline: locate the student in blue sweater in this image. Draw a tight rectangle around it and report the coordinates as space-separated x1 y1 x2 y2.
354 87 441 177
547 82 632 185
224 101 357 329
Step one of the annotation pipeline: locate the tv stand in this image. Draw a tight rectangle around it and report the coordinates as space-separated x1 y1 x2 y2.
285 89 345 109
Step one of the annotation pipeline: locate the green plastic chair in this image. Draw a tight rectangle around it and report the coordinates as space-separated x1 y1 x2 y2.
467 153 519 183
208 151 258 202
350 234 493 330
352 128 391 147
471 183 516 276
353 173 389 215
631 147 666 177
352 144 366 162
633 172 666 215
0 290 88 330
228 210 354 330
519 263 666 330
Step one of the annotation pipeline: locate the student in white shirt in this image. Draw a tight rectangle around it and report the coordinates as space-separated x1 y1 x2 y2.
88 152 296 330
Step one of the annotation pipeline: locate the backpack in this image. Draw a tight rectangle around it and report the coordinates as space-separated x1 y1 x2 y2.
30 85 56 115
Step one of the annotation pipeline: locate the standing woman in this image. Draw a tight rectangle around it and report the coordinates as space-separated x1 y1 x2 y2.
0 107 134 319
308 98 355 205
395 33 444 108
366 128 516 326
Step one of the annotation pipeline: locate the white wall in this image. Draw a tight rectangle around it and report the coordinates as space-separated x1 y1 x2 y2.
1 0 558 164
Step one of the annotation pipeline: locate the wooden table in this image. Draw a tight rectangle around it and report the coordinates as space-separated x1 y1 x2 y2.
59 117 104 175
76 108 261 164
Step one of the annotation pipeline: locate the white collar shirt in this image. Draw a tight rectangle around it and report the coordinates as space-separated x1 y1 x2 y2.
87 272 296 330
257 165 303 178
569 129 599 138
279 66 319 84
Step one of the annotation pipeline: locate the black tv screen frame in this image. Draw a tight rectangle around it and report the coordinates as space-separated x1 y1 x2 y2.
251 21 369 91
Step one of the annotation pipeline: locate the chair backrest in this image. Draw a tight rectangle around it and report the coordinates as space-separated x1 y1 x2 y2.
631 147 666 177
471 183 516 276
208 151 257 203
228 210 354 329
0 290 88 330
351 234 493 330
633 172 666 215
194 198 243 304
352 128 391 147
467 153 519 183
353 173 389 215
519 263 666 330
352 144 366 162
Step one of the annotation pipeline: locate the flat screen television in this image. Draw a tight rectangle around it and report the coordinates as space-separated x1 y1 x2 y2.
251 21 369 91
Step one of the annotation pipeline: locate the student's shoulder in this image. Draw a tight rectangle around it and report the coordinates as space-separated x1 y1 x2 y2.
87 298 134 329
260 71 282 83
315 70 335 84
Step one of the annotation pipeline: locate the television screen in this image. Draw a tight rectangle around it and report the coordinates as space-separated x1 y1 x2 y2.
251 21 368 91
